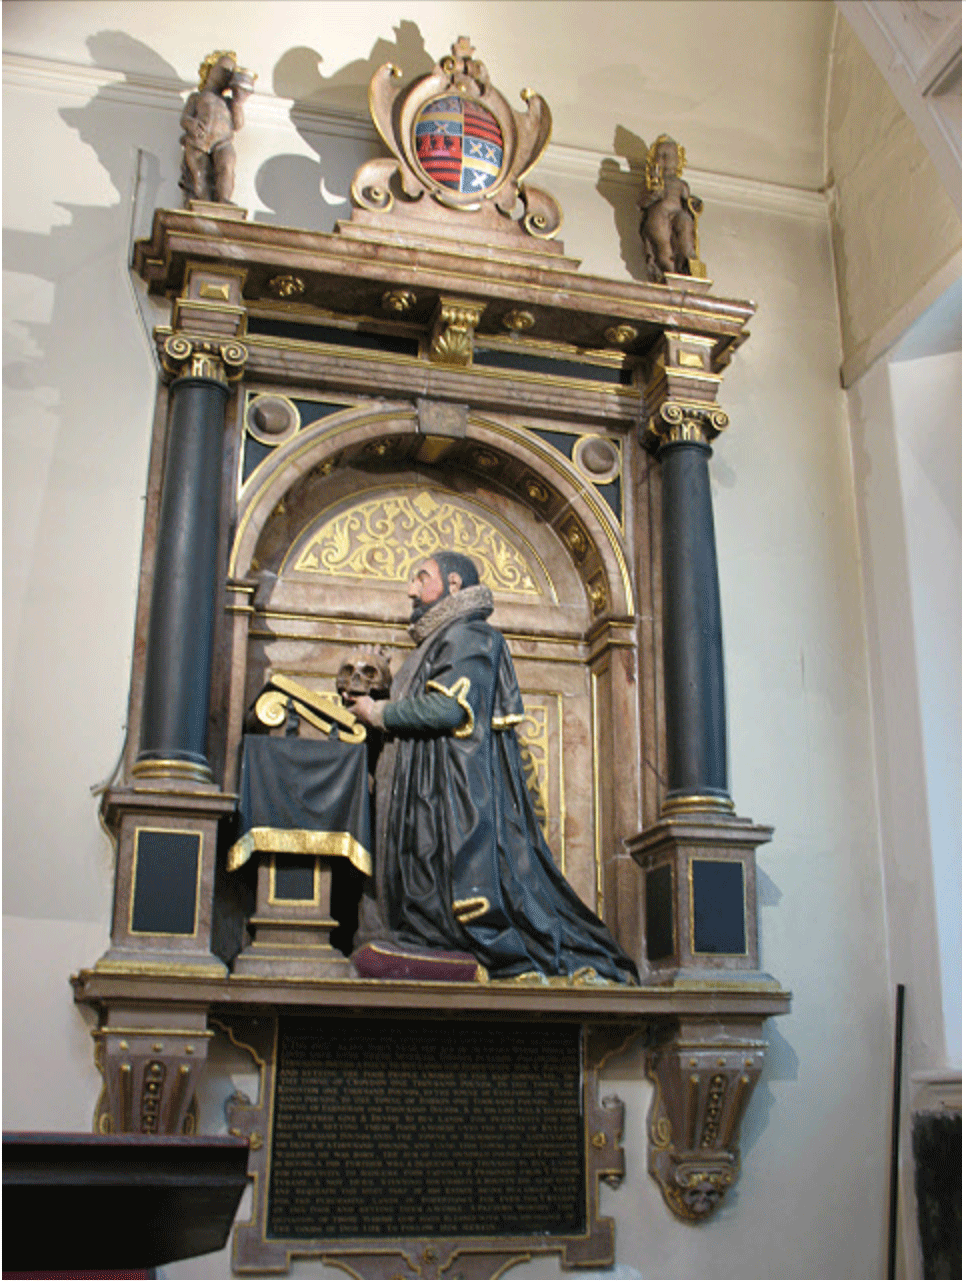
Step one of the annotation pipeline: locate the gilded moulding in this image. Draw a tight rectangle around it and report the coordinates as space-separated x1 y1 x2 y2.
226 827 372 877
661 793 736 817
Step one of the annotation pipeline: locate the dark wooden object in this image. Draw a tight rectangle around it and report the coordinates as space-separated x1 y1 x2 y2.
2 1133 249 1270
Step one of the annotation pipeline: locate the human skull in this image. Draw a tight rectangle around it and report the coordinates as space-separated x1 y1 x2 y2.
336 646 392 706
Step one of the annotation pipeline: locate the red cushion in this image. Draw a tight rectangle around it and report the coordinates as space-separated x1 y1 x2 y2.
351 942 486 983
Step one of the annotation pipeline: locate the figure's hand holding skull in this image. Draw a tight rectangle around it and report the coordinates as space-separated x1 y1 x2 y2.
336 646 392 730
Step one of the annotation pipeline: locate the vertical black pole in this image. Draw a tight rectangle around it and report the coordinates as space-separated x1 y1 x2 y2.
888 983 905 1279
657 436 731 808
135 375 228 780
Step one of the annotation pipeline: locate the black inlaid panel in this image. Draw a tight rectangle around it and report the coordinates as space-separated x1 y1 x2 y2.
272 856 315 902
247 317 419 357
913 1110 961 1279
530 427 622 524
691 859 746 955
268 1017 585 1240
131 830 200 935
645 863 675 961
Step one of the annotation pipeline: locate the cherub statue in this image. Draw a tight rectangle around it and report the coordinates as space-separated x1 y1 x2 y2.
638 134 704 283
179 50 255 205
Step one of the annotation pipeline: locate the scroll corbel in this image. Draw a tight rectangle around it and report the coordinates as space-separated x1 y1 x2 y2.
646 1020 766 1219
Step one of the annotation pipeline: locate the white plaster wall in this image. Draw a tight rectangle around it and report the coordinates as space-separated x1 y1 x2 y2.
4 5 898 1278
887 350 961 1070
3 0 835 188
827 13 961 382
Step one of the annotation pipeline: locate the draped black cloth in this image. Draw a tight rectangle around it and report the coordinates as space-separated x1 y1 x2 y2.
228 736 372 874
358 588 638 983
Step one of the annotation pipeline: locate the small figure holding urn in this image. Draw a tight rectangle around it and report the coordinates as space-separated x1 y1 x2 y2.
180 50 255 205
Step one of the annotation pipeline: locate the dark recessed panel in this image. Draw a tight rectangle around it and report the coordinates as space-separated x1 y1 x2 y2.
272 856 315 901
645 863 675 961
691 859 746 955
247 317 419 357
267 1017 585 1240
912 1110 962 1279
473 347 631 384
130 830 200 936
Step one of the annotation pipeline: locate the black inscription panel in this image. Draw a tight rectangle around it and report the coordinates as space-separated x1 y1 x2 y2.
268 1017 585 1240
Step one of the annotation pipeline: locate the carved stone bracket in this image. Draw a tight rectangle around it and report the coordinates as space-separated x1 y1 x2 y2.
429 296 487 366
646 1018 767 1220
93 1005 212 1135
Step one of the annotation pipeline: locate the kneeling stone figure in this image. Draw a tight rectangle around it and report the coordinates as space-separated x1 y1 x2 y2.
349 551 638 984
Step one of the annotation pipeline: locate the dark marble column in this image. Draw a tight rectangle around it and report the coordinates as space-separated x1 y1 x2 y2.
652 403 733 815
134 338 244 782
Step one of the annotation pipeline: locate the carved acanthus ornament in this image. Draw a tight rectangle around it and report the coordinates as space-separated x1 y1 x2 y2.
429 297 487 366
161 334 248 384
351 37 562 240
647 1021 766 1220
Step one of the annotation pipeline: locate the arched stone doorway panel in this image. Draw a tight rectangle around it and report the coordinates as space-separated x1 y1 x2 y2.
223 402 643 942
229 406 634 622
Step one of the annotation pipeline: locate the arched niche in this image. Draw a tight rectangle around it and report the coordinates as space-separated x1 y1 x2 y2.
223 402 642 932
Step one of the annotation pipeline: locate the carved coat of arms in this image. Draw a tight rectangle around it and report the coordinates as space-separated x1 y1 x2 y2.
351 36 562 240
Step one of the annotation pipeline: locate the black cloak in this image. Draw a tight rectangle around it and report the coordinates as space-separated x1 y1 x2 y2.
358 585 638 983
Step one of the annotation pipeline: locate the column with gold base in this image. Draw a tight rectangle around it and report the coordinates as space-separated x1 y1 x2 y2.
631 333 783 1219
134 335 246 783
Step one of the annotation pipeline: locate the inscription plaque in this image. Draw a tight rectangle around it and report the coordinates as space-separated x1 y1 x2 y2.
267 1017 585 1240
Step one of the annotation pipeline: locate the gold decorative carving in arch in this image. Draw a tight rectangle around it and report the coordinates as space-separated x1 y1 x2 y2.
230 404 634 624
289 489 544 599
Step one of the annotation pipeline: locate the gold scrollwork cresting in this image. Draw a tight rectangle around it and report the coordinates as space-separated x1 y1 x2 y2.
291 490 542 597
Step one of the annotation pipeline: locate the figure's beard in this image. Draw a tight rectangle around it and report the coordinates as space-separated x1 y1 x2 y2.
410 585 448 623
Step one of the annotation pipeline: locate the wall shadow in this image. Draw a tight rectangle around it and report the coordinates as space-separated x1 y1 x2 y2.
253 21 436 234
596 125 651 282
2 31 189 921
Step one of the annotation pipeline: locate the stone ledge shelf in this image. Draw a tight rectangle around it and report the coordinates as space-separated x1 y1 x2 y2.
71 966 790 1019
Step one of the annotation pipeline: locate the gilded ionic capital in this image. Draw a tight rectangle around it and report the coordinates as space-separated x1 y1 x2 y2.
645 400 729 450
161 334 248 384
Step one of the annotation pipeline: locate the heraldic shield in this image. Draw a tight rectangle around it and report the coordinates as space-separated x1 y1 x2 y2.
415 95 505 195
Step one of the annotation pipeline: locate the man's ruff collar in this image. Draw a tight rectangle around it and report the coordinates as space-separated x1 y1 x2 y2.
409 584 494 643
